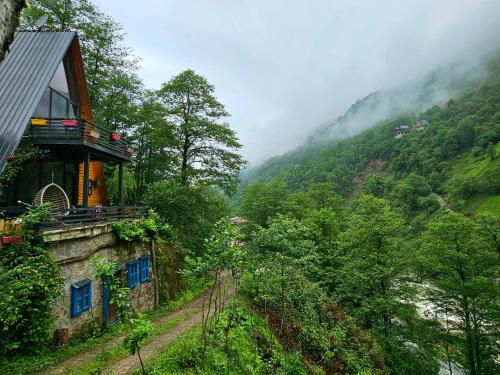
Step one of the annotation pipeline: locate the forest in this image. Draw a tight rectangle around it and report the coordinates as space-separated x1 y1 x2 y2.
0 1 499 375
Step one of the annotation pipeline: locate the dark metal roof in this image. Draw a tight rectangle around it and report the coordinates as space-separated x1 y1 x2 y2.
0 31 76 174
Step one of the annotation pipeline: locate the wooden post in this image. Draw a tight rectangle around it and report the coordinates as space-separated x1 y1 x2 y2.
118 160 124 207
83 152 90 208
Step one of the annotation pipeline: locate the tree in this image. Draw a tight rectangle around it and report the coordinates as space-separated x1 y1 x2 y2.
238 181 288 227
420 212 499 375
123 317 153 375
0 0 25 61
21 0 143 132
182 218 243 351
157 70 245 193
144 180 229 255
335 196 409 341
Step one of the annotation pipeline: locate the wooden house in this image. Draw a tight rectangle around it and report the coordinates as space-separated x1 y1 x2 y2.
0 31 136 224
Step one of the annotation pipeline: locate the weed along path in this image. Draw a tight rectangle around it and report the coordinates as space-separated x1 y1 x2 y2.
104 273 235 375
39 274 235 375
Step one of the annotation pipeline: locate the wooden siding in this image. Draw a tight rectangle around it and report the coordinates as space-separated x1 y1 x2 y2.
77 161 109 206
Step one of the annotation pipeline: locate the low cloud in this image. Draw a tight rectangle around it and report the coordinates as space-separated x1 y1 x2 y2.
94 0 500 164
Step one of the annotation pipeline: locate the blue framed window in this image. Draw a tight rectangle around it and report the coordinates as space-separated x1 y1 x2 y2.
71 279 92 316
127 261 139 289
139 256 151 283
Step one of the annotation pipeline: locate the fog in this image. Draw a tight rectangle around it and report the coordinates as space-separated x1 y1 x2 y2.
94 0 500 165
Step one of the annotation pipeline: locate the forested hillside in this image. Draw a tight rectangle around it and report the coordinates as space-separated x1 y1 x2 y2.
241 53 500 219
234 52 500 374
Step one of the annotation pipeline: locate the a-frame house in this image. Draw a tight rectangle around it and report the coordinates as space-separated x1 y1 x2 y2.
0 31 132 219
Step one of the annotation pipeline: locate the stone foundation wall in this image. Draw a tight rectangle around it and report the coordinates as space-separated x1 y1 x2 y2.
45 224 155 339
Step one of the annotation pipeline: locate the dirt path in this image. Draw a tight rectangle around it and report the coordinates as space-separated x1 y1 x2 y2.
40 275 234 375
104 275 235 375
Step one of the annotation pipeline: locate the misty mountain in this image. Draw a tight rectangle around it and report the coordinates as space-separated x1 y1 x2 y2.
242 51 497 184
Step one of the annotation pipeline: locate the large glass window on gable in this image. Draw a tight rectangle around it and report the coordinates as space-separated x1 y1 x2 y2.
32 61 80 119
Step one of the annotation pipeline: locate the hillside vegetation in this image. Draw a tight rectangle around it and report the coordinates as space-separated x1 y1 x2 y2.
233 53 500 375
241 54 500 218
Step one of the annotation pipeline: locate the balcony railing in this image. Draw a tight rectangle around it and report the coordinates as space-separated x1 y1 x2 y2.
1 206 148 230
29 118 133 161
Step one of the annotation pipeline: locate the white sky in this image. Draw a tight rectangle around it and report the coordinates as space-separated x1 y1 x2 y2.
94 0 500 164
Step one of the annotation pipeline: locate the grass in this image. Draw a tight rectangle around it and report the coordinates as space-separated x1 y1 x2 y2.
0 278 208 375
448 143 500 216
464 194 500 216
136 298 309 375
449 143 500 177
67 311 198 375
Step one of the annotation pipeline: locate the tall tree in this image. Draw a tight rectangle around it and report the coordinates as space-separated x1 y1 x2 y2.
158 70 245 193
420 212 499 375
21 0 142 131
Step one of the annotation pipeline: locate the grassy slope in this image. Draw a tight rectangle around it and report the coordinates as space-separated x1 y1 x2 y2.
449 142 500 216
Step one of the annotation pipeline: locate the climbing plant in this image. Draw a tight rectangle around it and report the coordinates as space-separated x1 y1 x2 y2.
0 138 47 187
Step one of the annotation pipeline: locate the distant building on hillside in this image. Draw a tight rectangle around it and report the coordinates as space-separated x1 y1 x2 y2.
413 119 430 131
393 120 430 138
393 125 410 139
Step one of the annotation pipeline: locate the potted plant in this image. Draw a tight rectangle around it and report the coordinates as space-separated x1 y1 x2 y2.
61 119 78 127
1 234 23 244
31 118 48 126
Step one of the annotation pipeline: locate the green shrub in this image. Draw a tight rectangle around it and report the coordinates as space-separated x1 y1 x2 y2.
112 210 175 243
0 236 62 357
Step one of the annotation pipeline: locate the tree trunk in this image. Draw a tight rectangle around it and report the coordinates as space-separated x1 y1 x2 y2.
137 348 146 375
0 0 25 62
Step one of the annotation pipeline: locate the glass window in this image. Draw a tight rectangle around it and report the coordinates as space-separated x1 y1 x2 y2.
32 88 50 118
71 280 92 316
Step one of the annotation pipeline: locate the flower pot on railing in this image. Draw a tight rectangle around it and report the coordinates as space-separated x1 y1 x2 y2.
89 130 100 139
31 118 48 126
110 133 120 142
61 119 78 127
2 235 23 244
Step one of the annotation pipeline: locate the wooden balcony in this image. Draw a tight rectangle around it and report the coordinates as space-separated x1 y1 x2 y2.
29 118 132 161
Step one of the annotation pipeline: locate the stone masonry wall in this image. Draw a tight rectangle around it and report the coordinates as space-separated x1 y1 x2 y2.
45 223 155 338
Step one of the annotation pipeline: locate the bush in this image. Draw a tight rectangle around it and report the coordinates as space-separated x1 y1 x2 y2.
0 236 62 356
471 146 484 157
112 210 175 243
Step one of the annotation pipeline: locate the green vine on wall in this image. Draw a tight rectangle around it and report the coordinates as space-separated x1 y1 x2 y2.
112 210 175 243
0 137 48 187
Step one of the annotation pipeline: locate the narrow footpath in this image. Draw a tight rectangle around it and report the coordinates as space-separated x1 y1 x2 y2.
40 274 235 375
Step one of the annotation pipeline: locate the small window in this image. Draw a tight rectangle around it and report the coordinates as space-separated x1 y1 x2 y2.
71 279 92 316
139 256 150 283
127 261 139 289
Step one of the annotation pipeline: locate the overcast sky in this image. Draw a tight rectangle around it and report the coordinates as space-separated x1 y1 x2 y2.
94 0 500 165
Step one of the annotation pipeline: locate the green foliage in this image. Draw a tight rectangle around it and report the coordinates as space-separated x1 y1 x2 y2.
0 139 47 188
144 181 229 254
141 301 308 375
419 212 500 375
107 164 137 204
239 181 288 227
18 203 54 230
157 69 245 193
92 256 131 323
0 236 62 357
124 316 153 374
112 210 174 243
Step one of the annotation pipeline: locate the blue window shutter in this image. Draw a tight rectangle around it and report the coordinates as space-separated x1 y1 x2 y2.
139 256 150 283
128 261 138 288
